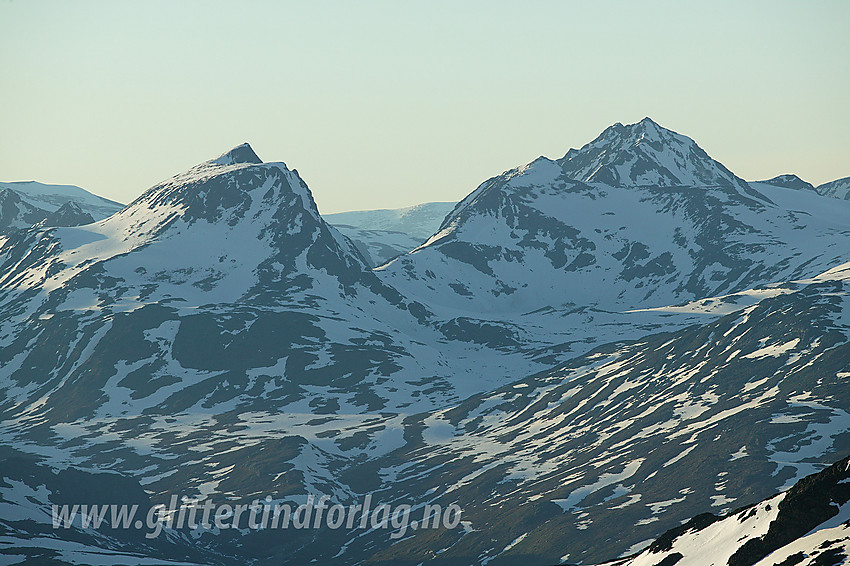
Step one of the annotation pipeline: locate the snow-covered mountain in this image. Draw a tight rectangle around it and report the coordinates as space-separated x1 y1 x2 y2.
2 122 850 565
0 143 368 307
379 119 850 317
0 180 124 221
1 142 592 467
817 176 850 200
0 143 496 422
0 143 587 565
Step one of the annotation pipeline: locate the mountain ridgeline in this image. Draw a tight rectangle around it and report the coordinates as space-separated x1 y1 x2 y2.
1 119 850 565
379 118 850 315
0 181 123 232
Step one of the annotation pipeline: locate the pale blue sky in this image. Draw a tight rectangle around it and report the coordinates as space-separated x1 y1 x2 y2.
1 1 848 213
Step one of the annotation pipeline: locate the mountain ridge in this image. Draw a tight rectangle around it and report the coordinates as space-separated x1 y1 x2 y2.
1 123 850 565
0 180 123 220
379 119 850 319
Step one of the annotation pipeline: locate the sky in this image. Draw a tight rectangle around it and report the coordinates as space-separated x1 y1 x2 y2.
1 1 848 214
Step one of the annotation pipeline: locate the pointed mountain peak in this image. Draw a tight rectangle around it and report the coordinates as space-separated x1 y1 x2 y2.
119 144 330 243
611 117 674 144
57 201 85 214
39 201 95 228
557 118 746 188
210 143 263 166
0 187 22 203
633 116 666 139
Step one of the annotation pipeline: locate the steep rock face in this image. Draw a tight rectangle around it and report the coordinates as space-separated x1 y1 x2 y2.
0 188 50 231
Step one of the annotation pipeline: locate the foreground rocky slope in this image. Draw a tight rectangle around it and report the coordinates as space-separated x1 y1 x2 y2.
608 454 850 566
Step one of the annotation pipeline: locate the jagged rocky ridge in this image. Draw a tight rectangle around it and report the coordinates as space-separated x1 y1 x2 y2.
558 117 749 189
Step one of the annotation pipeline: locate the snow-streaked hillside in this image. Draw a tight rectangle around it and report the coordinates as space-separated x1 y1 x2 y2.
7 256 845 565
356 263 850 564
818 176 850 200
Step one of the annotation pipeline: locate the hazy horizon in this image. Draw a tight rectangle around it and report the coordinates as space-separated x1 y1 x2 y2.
2 0 848 214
